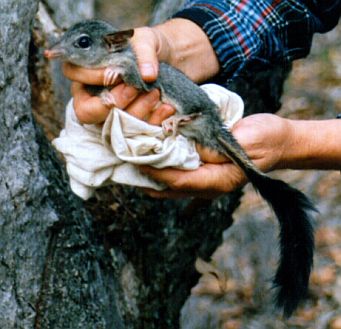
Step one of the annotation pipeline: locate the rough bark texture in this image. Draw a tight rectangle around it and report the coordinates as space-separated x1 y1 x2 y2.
0 1 125 328
151 0 186 24
43 0 94 28
86 188 241 328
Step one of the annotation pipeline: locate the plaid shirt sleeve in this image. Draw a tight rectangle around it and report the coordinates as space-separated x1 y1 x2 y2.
173 0 341 79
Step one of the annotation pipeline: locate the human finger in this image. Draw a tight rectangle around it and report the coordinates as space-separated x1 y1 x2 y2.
72 82 110 124
141 187 222 199
139 163 247 195
131 27 161 82
72 80 167 125
148 104 176 125
72 82 140 124
106 84 140 109
125 89 160 120
63 62 111 85
195 144 230 164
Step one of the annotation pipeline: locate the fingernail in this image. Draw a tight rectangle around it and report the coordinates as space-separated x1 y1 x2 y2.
140 63 156 80
163 104 176 116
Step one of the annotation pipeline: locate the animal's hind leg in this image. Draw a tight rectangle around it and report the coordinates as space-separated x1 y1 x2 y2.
162 113 202 137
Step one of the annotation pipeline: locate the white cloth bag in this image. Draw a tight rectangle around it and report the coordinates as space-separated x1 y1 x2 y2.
52 84 244 200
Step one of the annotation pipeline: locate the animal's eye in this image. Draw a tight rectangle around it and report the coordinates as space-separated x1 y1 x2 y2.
74 35 92 49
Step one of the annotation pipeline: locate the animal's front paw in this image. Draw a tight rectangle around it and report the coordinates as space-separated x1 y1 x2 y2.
103 66 122 86
99 89 116 108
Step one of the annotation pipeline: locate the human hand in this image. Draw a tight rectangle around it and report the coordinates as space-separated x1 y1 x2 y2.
62 64 174 124
131 19 220 83
140 113 292 199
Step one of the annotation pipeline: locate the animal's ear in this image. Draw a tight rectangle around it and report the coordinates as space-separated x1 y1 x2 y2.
103 29 134 50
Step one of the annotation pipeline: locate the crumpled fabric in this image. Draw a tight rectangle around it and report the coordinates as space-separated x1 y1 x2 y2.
52 84 244 200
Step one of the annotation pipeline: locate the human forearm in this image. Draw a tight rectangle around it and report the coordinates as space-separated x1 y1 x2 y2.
278 119 341 170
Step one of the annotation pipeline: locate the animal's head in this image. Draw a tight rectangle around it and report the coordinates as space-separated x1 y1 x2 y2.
44 19 134 67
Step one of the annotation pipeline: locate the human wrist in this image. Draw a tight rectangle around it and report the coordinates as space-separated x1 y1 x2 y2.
277 119 341 170
153 18 220 82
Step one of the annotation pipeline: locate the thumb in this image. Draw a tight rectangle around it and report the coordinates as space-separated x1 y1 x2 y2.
131 27 161 82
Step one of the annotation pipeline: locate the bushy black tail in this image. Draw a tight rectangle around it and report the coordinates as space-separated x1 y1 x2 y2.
247 170 316 317
216 132 316 316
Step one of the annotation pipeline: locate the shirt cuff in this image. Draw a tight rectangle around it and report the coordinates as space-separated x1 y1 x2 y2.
173 7 262 80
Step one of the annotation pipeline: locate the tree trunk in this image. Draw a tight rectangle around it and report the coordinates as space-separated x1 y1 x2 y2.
0 1 125 328
1 1 242 328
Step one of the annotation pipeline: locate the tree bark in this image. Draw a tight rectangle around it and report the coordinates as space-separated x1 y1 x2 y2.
0 1 125 328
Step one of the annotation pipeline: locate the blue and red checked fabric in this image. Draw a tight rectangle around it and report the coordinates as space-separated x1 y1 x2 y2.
173 0 341 79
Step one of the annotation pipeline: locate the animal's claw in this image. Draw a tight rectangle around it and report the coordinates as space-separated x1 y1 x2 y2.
100 89 116 108
103 67 120 86
162 113 202 137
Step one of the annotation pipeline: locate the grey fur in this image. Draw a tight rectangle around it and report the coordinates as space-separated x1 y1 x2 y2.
47 19 315 317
